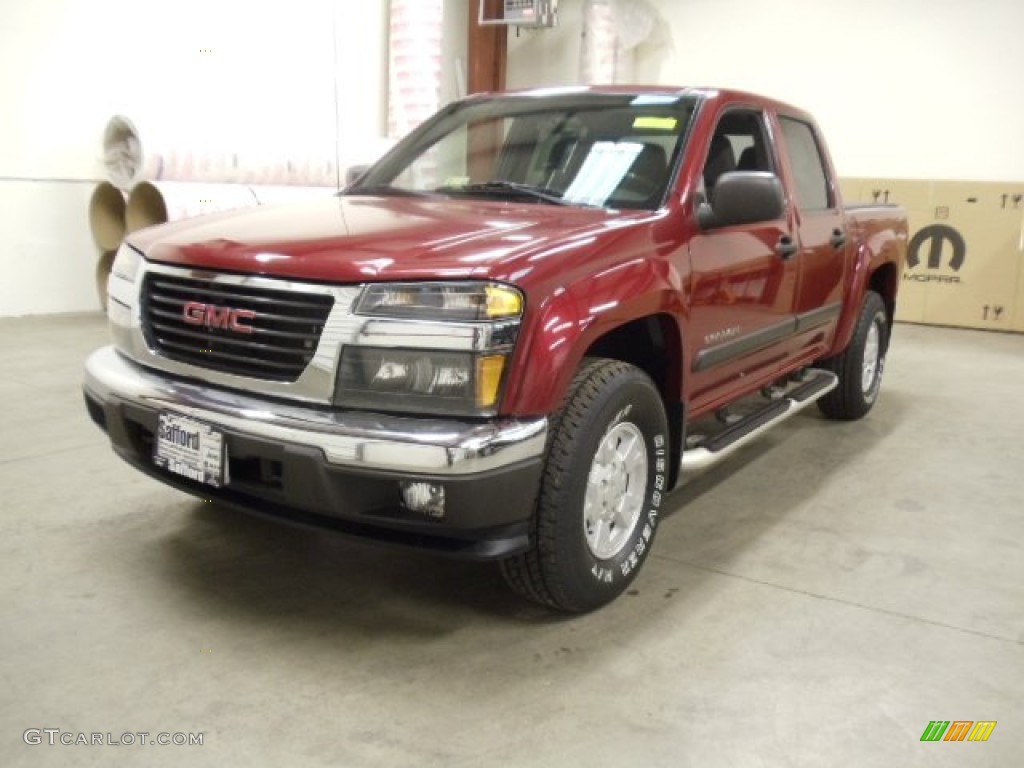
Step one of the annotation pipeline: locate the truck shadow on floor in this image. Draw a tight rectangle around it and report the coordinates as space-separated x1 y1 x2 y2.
147 391 913 639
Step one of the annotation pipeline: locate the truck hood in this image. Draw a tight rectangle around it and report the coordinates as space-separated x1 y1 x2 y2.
131 195 651 286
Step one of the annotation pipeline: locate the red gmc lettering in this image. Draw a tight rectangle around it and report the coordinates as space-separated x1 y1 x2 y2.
229 310 256 333
181 302 255 334
206 306 232 329
182 301 206 325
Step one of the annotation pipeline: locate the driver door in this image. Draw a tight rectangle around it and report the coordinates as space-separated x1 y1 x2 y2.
687 108 800 411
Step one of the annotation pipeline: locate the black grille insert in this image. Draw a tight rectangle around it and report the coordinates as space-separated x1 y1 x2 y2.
141 273 334 381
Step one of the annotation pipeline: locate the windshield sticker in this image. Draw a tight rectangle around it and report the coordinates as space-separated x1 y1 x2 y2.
632 116 678 131
563 141 643 207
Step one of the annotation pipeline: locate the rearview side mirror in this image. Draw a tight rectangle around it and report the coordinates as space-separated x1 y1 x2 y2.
697 171 785 229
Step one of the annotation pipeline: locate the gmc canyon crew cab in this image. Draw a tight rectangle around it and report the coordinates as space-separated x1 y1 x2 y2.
84 86 907 612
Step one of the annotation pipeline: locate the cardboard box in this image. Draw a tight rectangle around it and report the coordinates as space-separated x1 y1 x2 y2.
1015 233 1024 332
916 182 1023 330
893 207 934 324
837 177 864 205
858 178 933 211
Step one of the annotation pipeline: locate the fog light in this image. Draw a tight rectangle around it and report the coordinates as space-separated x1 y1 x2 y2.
401 481 445 518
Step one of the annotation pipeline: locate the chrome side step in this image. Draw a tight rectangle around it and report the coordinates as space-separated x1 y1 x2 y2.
681 370 838 473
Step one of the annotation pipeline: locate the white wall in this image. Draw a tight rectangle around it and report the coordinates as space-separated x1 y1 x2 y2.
441 0 469 107
506 0 585 94
507 0 1024 182
0 0 389 316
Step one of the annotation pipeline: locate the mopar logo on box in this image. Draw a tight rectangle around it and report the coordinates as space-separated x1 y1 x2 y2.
903 224 966 284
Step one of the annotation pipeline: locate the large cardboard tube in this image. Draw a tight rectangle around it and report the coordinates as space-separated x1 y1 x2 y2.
88 182 127 251
102 113 393 189
125 181 168 232
126 181 261 232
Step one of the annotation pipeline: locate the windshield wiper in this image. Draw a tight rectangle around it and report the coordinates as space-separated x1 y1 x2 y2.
440 180 582 207
345 184 435 198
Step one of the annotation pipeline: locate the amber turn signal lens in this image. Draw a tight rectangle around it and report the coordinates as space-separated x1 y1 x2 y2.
476 354 507 408
484 284 523 319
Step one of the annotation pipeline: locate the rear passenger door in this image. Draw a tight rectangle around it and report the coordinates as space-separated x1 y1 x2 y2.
776 115 848 360
687 109 800 410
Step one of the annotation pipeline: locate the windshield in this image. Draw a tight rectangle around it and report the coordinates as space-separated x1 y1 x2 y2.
349 91 698 210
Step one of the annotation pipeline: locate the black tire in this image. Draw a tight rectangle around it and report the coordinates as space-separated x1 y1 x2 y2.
500 359 670 613
817 291 889 420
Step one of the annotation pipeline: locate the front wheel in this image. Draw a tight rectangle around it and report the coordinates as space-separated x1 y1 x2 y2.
500 359 670 613
817 291 889 420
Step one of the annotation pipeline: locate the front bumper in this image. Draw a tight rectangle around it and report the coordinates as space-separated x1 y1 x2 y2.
83 346 547 559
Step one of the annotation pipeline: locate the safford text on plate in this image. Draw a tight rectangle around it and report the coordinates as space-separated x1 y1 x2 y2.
153 412 225 487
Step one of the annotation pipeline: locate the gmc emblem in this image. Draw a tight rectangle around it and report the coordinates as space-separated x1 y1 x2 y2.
182 301 256 334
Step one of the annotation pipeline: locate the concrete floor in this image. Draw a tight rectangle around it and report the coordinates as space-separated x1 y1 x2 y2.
1 314 1021 767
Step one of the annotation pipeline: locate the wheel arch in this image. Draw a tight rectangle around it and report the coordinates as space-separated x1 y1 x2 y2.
831 241 900 357
868 261 898 334
580 314 685 489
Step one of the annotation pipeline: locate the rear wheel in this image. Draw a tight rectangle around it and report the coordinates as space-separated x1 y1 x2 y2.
500 359 669 613
817 291 889 420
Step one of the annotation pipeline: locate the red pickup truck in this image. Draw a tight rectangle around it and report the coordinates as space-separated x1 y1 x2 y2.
84 86 907 612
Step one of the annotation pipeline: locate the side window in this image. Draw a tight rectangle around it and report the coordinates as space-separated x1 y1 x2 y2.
701 110 774 198
779 117 831 210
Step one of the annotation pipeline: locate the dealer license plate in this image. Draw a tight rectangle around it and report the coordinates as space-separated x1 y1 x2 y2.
153 412 225 488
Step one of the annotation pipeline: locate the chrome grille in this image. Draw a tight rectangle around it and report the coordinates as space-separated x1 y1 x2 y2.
141 273 335 382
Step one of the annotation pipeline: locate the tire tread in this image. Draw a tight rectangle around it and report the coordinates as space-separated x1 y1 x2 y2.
500 359 645 611
817 291 888 420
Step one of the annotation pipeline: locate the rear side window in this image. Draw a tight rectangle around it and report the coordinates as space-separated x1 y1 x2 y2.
779 117 831 210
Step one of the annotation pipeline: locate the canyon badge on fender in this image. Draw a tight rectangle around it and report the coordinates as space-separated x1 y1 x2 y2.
704 326 741 346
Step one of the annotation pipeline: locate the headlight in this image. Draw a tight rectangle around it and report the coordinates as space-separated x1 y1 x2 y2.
335 348 508 417
355 282 523 321
338 281 523 417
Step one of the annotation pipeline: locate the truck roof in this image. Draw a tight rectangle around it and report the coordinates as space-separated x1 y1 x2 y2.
468 84 814 123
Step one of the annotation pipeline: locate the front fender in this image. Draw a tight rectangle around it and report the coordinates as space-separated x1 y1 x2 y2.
503 259 686 415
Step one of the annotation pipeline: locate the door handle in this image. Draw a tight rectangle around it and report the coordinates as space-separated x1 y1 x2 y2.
775 235 798 260
830 228 847 249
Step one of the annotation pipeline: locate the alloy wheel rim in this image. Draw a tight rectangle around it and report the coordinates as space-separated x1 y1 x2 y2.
862 321 881 394
583 421 648 560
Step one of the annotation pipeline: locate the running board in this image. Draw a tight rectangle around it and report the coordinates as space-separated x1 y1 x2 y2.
681 370 838 473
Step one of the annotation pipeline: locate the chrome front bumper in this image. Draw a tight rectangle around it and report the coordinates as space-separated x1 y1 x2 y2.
83 346 547 476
